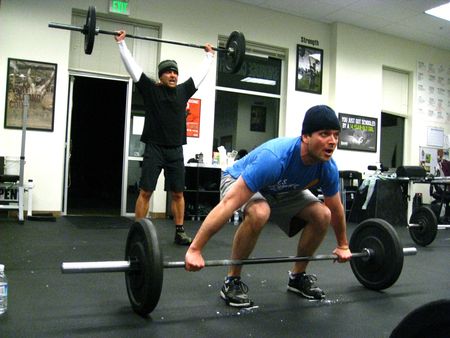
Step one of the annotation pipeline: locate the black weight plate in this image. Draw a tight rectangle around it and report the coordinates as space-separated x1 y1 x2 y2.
84 6 96 55
125 219 163 317
224 31 246 74
409 205 438 247
350 218 404 290
390 299 450 338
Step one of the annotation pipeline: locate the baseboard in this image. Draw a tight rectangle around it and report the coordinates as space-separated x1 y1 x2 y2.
149 212 166 219
7 210 61 219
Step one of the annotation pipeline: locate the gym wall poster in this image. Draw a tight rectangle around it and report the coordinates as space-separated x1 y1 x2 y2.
186 98 201 138
338 113 378 152
4 58 57 132
295 44 323 94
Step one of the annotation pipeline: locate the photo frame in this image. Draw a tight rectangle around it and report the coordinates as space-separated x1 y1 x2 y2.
4 58 57 131
338 113 378 152
295 44 323 94
220 135 232 152
250 105 266 132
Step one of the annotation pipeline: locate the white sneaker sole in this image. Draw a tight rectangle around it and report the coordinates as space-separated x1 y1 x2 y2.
287 286 325 300
220 290 253 308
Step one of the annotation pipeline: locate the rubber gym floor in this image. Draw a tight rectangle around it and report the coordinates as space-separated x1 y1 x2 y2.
0 215 448 338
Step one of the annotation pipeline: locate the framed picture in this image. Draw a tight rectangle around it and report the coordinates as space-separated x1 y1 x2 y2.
4 58 57 131
220 135 232 152
295 44 323 94
338 113 378 152
250 105 266 132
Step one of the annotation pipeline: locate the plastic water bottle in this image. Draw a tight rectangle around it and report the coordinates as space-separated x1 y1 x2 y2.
233 211 240 225
0 264 8 315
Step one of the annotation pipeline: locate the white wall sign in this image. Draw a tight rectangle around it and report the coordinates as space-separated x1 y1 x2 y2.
427 126 444 147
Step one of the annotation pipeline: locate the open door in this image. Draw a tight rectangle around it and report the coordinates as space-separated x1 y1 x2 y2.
63 75 128 216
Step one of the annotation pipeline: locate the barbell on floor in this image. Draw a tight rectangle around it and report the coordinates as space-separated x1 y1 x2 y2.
408 205 439 247
61 218 417 317
48 6 246 73
408 204 450 247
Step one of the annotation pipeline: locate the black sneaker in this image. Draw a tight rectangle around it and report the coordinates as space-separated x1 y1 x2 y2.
287 272 325 300
220 277 253 308
174 231 192 246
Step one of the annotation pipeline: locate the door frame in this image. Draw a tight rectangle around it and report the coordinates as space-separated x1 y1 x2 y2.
62 70 132 216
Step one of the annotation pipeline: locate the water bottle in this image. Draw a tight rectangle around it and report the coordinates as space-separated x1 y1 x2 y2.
233 211 240 225
0 264 8 315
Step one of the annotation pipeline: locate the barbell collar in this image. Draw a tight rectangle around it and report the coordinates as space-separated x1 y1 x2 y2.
62 261 131 273
403 247 417 256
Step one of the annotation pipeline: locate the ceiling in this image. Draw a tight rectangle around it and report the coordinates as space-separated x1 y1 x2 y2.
229 0 450 51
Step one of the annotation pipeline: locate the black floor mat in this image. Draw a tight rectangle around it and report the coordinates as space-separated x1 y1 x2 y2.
64 215 134 229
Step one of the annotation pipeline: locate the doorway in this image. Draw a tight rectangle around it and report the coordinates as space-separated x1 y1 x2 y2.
66 76 127 215
380 112 405 169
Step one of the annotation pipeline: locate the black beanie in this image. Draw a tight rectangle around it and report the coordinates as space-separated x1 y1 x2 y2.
158 59 178 78
301 105 341 135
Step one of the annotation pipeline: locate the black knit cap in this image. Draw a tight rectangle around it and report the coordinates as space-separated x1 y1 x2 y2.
301 105 341 135
158 59 178 78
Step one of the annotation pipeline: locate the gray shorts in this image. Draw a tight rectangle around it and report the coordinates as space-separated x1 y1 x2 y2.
220 174 320 237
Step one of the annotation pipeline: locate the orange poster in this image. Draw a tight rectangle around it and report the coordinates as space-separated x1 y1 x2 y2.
186 98 201 138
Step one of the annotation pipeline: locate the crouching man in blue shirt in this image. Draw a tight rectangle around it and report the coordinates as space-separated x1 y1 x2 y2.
185 105 352 307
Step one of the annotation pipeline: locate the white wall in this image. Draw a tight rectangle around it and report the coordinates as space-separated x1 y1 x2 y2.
330 23 450 176
1 0 449 212
0 0 72 212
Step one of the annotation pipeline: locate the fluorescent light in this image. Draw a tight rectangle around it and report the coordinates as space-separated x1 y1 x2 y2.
425 2 450 21
241 77 276 86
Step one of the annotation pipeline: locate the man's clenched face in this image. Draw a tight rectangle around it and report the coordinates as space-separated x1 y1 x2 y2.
159 70 178 88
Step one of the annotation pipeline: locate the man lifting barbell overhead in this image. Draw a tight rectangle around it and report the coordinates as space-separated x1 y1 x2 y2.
185 105 352 308
115 30 215 245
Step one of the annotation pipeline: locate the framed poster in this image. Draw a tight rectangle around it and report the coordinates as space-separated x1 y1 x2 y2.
338 113 378 152
186 98 201 138
220 135 232 152
4 58 57 131
250 105 266 132
295 44 323 94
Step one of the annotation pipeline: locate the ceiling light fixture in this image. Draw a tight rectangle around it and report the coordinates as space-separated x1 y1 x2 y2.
241 77 276 86
425 1 450 21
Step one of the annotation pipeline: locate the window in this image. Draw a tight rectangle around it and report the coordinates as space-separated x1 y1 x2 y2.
214 39 285 153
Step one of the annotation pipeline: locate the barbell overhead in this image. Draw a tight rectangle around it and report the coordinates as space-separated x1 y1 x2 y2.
61 218 416 317
48 6 246 73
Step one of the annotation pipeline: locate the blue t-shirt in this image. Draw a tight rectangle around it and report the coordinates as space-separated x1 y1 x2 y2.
224 137 339 196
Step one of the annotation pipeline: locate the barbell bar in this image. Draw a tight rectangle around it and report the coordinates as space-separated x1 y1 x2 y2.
48 6 246 73
60 218 417 317
62 247 417 273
